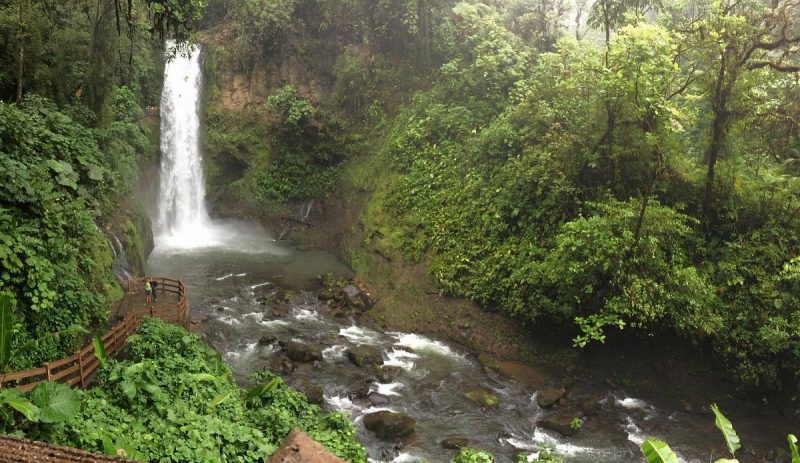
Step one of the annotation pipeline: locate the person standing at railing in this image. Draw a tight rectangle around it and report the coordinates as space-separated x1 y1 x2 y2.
145 279 152 304
150 277 158 302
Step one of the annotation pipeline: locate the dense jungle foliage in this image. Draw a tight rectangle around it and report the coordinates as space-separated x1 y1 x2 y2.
0 0 208 370
0 318 366 462
204 0 800 401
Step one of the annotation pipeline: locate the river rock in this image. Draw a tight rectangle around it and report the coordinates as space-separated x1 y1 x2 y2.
347 345 383 367
579 395 601 416
463 387 500 409
269 355 296 375
347 383 370 400
363 411 416 439
367 365 400 383
286 341 323 363
368 392 391 407
300 382 325 405
538 409 581 437
259 335 277 347
440 436 472 450
537 387 566 408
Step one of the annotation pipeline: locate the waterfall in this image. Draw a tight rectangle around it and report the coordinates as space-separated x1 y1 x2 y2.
156 41 211 246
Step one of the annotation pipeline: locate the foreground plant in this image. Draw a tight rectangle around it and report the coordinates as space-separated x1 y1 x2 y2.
641 404 799 463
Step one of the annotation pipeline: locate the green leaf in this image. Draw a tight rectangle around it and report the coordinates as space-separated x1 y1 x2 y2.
711 404 740 456
92 336 106 367
641 439 680 463
244 377 280 404
788 434 799 463
188 373 217 383
120 379 137 400
29 382 80 423
0 294 13 367
207 391 231 410
0 389 39 422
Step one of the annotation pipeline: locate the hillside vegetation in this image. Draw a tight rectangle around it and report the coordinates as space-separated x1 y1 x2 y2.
204 0 800 400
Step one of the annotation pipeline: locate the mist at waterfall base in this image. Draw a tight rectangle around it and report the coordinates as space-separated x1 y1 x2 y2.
145 44 786 463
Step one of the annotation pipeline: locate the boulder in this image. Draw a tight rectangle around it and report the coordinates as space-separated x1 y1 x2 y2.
363 411 416 439
267 428 347 463
301 383 325 405
286 341 323 363
463 387 500 409
538 409 581 437
346 345 383 367
440 436 471 450
367 365 400 383
368 392 391 407
268 355 294 375
536 387 566 408
347 383 370 401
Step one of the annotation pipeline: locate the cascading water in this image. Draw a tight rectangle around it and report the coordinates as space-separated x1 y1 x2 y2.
156 41 212 247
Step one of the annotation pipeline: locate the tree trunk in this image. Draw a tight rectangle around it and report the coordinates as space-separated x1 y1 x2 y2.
15 0 29 104
702 57 731 235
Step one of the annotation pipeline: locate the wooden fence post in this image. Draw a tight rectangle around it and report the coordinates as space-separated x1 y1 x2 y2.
44 362 51 381
77 351 85 388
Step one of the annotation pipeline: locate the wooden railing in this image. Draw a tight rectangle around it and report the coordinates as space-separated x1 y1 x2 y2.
0 277 189 392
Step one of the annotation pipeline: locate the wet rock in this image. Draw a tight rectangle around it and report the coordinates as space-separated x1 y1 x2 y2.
267 428 347 463
579 396 601 416
301 383 325 405
440 436 471 450
318 288 335 301
269 355 296 375
278 340 288 350
347 384 370 400
367 365 401 383
271 304 292 318
363 411 416 439
286 341 323 363
605 378 619 390
539 409 582 437
368 392 390 407
537 387 566 408
347 345 383 367
259 335 277 347
463 387 500 409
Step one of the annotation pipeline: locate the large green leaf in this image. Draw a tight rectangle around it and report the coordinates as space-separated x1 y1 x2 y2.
0 389 39 422
711 404 740 456
0 294 12 367
788 434 799 463
207 391 231 410
641 438 680 463
29 382 80 423
92 336 106 367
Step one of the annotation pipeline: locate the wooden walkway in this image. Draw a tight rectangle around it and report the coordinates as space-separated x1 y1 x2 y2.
0 436 135 462
0 277 188 392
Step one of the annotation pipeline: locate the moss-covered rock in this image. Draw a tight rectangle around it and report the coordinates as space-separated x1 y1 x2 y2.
346 345 383 367
463 387 500 409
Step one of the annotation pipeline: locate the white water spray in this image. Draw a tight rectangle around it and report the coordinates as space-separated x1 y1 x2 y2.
157 41 212 246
